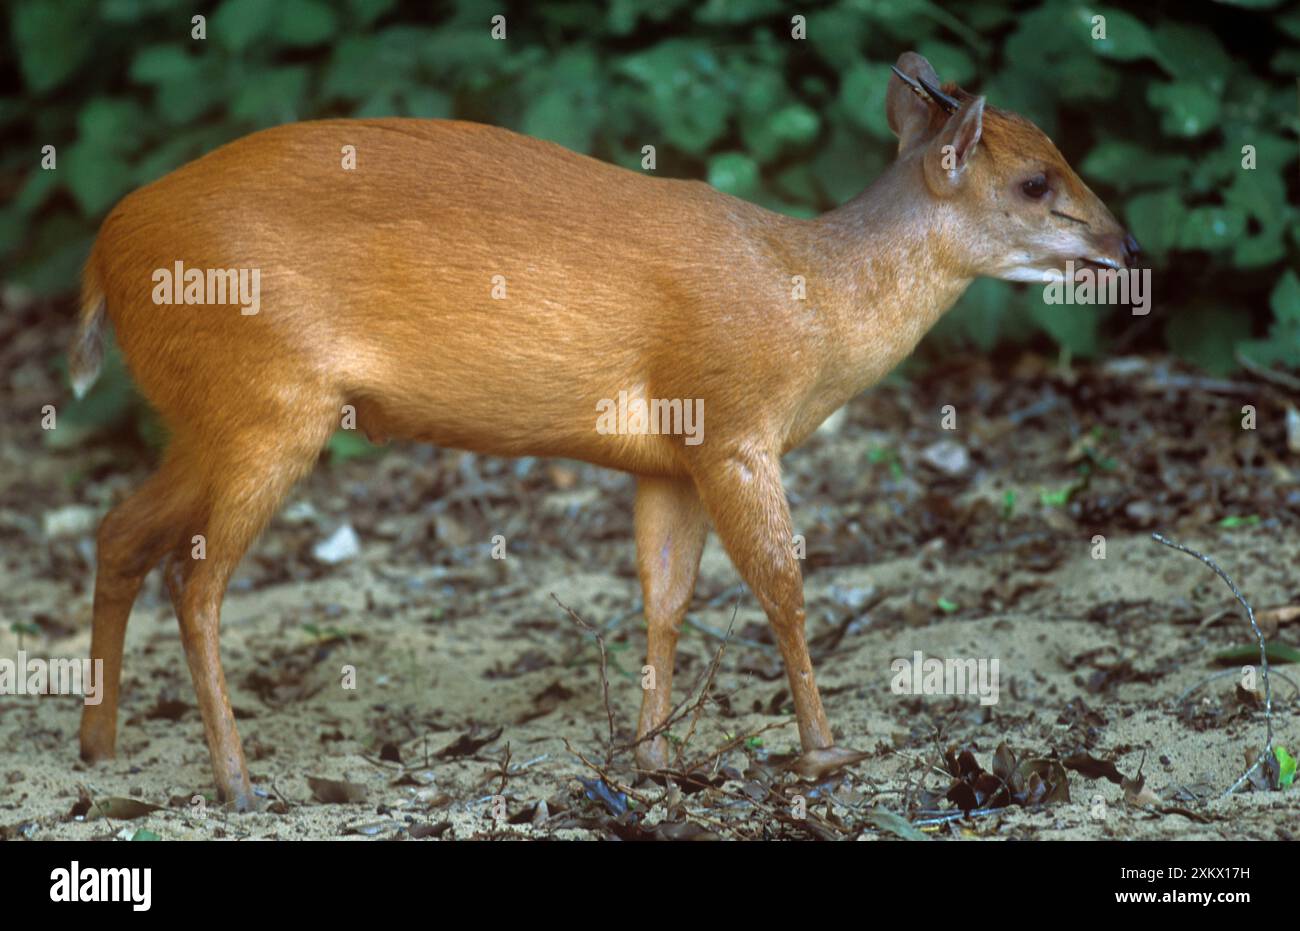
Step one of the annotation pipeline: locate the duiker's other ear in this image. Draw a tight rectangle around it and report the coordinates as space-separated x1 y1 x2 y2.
923 96 984 194
886 51 941 151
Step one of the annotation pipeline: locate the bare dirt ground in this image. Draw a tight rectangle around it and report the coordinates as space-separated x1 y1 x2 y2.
2 302 1298 840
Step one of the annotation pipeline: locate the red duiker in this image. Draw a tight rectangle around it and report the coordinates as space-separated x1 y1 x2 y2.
70 52 1137 809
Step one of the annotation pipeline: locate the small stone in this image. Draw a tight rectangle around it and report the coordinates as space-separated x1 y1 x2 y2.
42 505 99 539
312 524 361 564
1124 500 1156 526
829 584 877 612
920 439 970 477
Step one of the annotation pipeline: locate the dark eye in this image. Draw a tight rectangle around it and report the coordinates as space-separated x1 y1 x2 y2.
1021 174 1049 199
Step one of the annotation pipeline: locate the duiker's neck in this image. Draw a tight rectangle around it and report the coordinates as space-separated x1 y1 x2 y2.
797 156 973 393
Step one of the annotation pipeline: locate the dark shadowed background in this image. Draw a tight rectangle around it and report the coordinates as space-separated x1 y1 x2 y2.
2 0 1297 450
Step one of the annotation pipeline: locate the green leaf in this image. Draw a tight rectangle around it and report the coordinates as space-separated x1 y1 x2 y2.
773 163 818 204
1277 747 1297 787
1124 189 1185 258
323 36 392 102
805 8 868 71
940 278 1026 352
11 0 95 93
275 0 340 46
811 125 885 205
211 0 278 53
153 62 224 125
839 62 891 140
130 829 161 841
1030 297 1101 357
1080 141 1189 191
1075 6 1157 62
1225 164 1287 229
1164 306 1252 374
327 430 384 462
63 142 134 216
1146 80 1221 137
401 88 453 120
76 98 149 155
1270 271 1300 325
9 212 92 296
1218 514 1260 528
347 0 398 25
130 44 201 85
1177 206 1246 251
693 0 783 24
1150 22 1231 89
768 104 820 146
743 102 820 163
707 152 760 199
522 89 598 153
915 39 975 86
1213 642 1300 665
1232 228 1287 269
618 41 729 154
230 66 310 124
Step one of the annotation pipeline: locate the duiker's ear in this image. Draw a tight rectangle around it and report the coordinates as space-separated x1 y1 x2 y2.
886 51 942 151
923 96 984 194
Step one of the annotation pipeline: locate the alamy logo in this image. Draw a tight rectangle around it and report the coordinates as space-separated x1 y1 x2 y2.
1043 263 1151 315
0 652 103 705
49 861 151 911
152 260 261 315
595 389 704 446
890 650 999 706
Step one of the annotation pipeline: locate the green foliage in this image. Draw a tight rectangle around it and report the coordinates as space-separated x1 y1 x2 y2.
1278 746 1297 788
3 0 1297 401
326 430 386 462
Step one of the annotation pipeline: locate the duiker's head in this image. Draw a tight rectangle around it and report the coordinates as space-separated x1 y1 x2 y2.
886 51 1139 282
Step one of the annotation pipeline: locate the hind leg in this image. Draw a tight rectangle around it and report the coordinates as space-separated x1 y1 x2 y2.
632 476 708 772
170 417 333 809
80 449 199 762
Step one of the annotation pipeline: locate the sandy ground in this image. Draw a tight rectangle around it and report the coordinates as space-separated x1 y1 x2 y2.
1 314 1298 839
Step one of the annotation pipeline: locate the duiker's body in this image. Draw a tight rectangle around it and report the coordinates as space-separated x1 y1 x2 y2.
73 53 1137 809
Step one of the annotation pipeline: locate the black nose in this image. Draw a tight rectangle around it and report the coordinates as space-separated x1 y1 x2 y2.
1122 232 1141 268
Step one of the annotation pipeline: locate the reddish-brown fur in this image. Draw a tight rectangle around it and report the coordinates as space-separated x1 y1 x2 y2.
72 53 1134 808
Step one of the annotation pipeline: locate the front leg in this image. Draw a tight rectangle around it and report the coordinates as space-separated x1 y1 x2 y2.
689 444 861 775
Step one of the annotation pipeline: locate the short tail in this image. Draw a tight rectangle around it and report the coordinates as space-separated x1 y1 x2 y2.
69 242 107 400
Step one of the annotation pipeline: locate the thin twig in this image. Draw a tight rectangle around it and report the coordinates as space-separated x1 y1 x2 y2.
1235 348 1300 393
619 603 738 759
681 719 791 775
1151 532 1275 795
496 742 512 795
1178 668 1300 703
562 737 656 811
553 594 617 766
671 601 739 771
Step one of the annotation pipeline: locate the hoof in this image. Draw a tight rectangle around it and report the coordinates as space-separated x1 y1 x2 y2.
79 736 116 764
225 791 260 813
216 779 259 813
790 745 869 781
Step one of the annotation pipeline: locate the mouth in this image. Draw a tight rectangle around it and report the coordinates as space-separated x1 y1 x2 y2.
1073 256 1123 279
